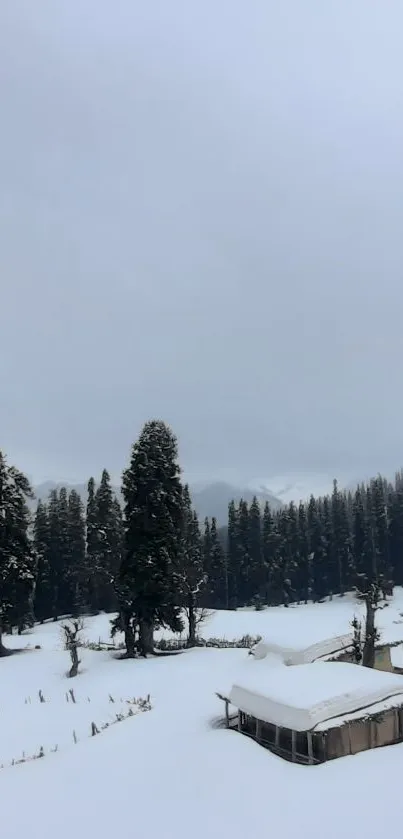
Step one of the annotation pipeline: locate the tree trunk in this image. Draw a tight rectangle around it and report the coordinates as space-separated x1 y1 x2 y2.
121 612 136 658
139 619 154 656
0 628 11 658
187 595 197 647
362 592 376 668
68 643 80 677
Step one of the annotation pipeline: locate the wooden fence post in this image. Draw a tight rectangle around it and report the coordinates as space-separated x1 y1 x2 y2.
291 730 296 762
307 732 314 765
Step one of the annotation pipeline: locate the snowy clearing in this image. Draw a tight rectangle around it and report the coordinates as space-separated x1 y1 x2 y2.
2 592 403 839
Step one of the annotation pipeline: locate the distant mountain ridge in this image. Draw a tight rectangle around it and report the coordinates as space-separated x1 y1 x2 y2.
32 479 282 525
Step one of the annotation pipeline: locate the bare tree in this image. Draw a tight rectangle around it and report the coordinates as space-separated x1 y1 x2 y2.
62 619 84 677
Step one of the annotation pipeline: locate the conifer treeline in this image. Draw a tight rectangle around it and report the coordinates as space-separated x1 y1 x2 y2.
201 475 400 610
33 470 123 623
2 436 403 643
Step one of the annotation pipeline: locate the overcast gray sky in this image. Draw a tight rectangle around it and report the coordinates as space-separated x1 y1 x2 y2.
1 1 403 487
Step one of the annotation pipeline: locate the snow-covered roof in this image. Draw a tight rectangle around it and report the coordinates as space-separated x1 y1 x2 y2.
250 634 352 665
314 692 403 731
229 661 403 731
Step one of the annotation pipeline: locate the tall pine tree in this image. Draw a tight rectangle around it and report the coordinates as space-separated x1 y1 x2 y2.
0 452 35 651
118 421 184 656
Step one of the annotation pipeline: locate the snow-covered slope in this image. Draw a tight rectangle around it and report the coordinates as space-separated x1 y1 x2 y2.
3 594 403 839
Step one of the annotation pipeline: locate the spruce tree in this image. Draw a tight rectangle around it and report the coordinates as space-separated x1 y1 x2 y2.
202 517 212 603
178 485 205 644
57 487 71 614
118 420 184 656
262 502 276 604
227 501 239 609
331 480 352 595
278 503 299 606
237 500 250 605
352 486 373 594
389 475 403 586
248 496 264 607
209 516 227 608
33 500 51 622
94 470 119 611
86 477 99 613
67 490 86 615
307 495 327 602
109 496 123 598
370 476 393 596
47 489 62 620
0 452 35 650
297 501 312 604
322 496 335 599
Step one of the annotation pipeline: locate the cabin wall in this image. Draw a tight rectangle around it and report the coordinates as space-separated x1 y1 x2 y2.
325 705 402 760
333 645 401 674
236 705 403 764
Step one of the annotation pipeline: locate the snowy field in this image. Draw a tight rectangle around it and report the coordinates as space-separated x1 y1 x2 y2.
3 592 403 839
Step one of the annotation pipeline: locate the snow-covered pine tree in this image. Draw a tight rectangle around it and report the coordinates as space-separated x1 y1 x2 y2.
277 503 299 607
94 469 120 612
47 488 62 620
177 486 206 645
370 476 393 597
118 420 184 656
67 490 87 615
307 495 327 602
201 517 212 604
86 477 99 613
297 501 312 604
0 452 35 652
33 500 51 622
248 496 264 607
237 500 251 604
209 516 227 609
331 480 352 595
388 474 403 586
261 501 279 605
353 486 373 594
57 487 72 615
227 500 239 609
322 495 335 599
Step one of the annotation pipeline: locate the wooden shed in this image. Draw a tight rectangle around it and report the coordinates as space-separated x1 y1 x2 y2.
220 661 403 764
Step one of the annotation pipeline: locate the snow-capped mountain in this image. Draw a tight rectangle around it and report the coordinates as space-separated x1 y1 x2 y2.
248 474 345 505
33 480 283 525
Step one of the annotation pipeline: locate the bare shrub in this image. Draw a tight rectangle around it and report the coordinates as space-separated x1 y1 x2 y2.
62 619 84 677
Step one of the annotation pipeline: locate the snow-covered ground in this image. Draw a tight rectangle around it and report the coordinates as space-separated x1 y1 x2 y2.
3 592 403 839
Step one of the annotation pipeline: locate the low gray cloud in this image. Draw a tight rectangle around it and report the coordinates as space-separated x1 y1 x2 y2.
1 0 403 485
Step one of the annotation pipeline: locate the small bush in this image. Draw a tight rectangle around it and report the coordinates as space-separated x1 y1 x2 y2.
154 634 261 651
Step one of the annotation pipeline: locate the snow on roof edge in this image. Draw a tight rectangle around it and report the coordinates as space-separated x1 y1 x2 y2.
228 661 403 732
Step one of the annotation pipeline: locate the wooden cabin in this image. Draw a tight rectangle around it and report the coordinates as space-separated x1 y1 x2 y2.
219 661 403 764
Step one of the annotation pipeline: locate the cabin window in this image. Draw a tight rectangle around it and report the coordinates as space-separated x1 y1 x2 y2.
279 727 293 753
296 731 308 756
260 721 276 744
312 732 325 762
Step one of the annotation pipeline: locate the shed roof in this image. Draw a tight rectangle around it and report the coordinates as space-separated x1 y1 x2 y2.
229 661 403 731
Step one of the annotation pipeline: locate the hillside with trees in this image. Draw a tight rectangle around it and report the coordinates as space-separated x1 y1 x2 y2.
1 423 403 656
